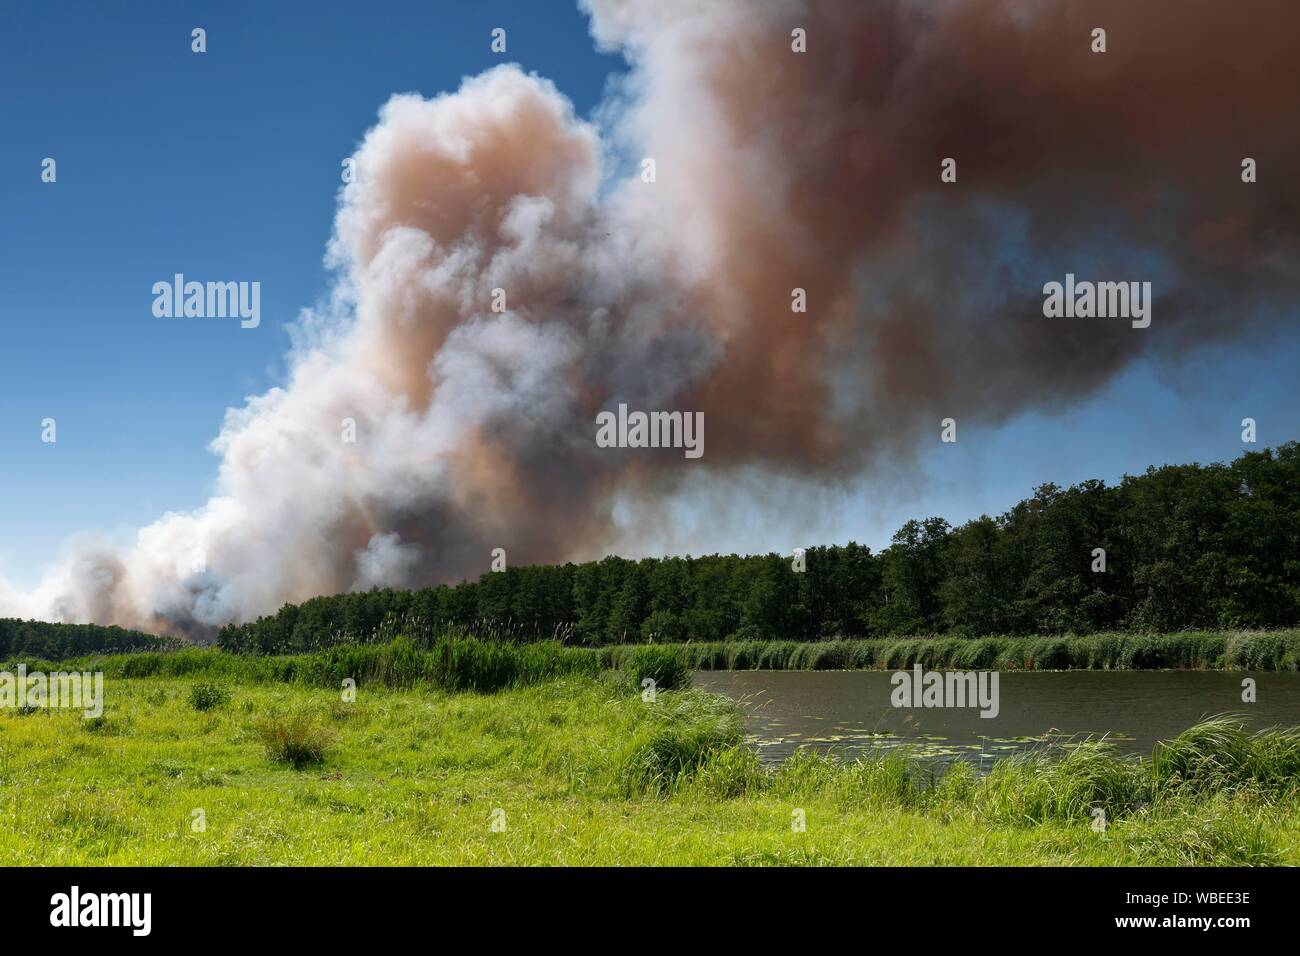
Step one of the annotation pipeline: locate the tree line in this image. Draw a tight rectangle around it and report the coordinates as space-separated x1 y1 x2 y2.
216 444 1300 654
1 619 178 661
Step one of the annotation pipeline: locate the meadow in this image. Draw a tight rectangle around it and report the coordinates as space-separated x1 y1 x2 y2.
2 636 1299 865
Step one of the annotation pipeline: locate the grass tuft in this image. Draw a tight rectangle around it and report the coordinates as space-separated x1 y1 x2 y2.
614 692 744 796
252 709 335 767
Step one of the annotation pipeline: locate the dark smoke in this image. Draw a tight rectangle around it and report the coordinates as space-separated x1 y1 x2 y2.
4 0 1296 634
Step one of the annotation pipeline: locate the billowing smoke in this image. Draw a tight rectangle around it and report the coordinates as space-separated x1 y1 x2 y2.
4 0 1297 636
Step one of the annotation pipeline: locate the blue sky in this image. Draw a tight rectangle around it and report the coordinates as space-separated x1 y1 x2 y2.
1 0 1297 588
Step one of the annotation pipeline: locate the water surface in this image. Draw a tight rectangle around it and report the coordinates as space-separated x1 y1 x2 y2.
692 670 1300 768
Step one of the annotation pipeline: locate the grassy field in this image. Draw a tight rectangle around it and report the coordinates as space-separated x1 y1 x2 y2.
2 664 1298 865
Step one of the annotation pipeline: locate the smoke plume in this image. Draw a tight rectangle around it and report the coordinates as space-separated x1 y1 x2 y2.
4 0 1298 635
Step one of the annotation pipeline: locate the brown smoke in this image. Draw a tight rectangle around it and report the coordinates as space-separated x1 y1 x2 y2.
4 0 1297 634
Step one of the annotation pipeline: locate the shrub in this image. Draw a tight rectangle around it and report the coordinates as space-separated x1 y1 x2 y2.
188 681 231 712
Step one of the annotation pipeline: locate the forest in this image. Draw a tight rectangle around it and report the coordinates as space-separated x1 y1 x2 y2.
213 444 1300 654
0 618 177 660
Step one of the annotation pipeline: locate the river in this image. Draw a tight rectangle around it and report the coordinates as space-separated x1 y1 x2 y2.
692 670 1300 768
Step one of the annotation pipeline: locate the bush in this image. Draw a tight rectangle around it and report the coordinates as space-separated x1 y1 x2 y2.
188 681 231 712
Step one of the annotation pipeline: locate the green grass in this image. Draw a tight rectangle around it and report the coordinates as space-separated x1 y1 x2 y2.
19 635 606 691
13 631 1300 690
1 669 1297 865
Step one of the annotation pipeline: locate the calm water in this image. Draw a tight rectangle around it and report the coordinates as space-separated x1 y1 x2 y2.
692 670 1300 769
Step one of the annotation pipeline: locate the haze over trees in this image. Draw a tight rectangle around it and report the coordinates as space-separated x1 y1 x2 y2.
212 445 1300 654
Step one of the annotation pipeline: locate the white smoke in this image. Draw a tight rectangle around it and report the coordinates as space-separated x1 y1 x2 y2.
3 0 1297 636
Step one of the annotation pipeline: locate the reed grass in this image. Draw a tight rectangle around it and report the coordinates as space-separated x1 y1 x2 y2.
16 631 1298 690
29 636 602 693
597 630 1300 672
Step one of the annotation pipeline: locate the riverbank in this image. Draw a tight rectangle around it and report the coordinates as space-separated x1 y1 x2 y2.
602 630 1300 672
17 631 1300 688
1 671 1298 865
